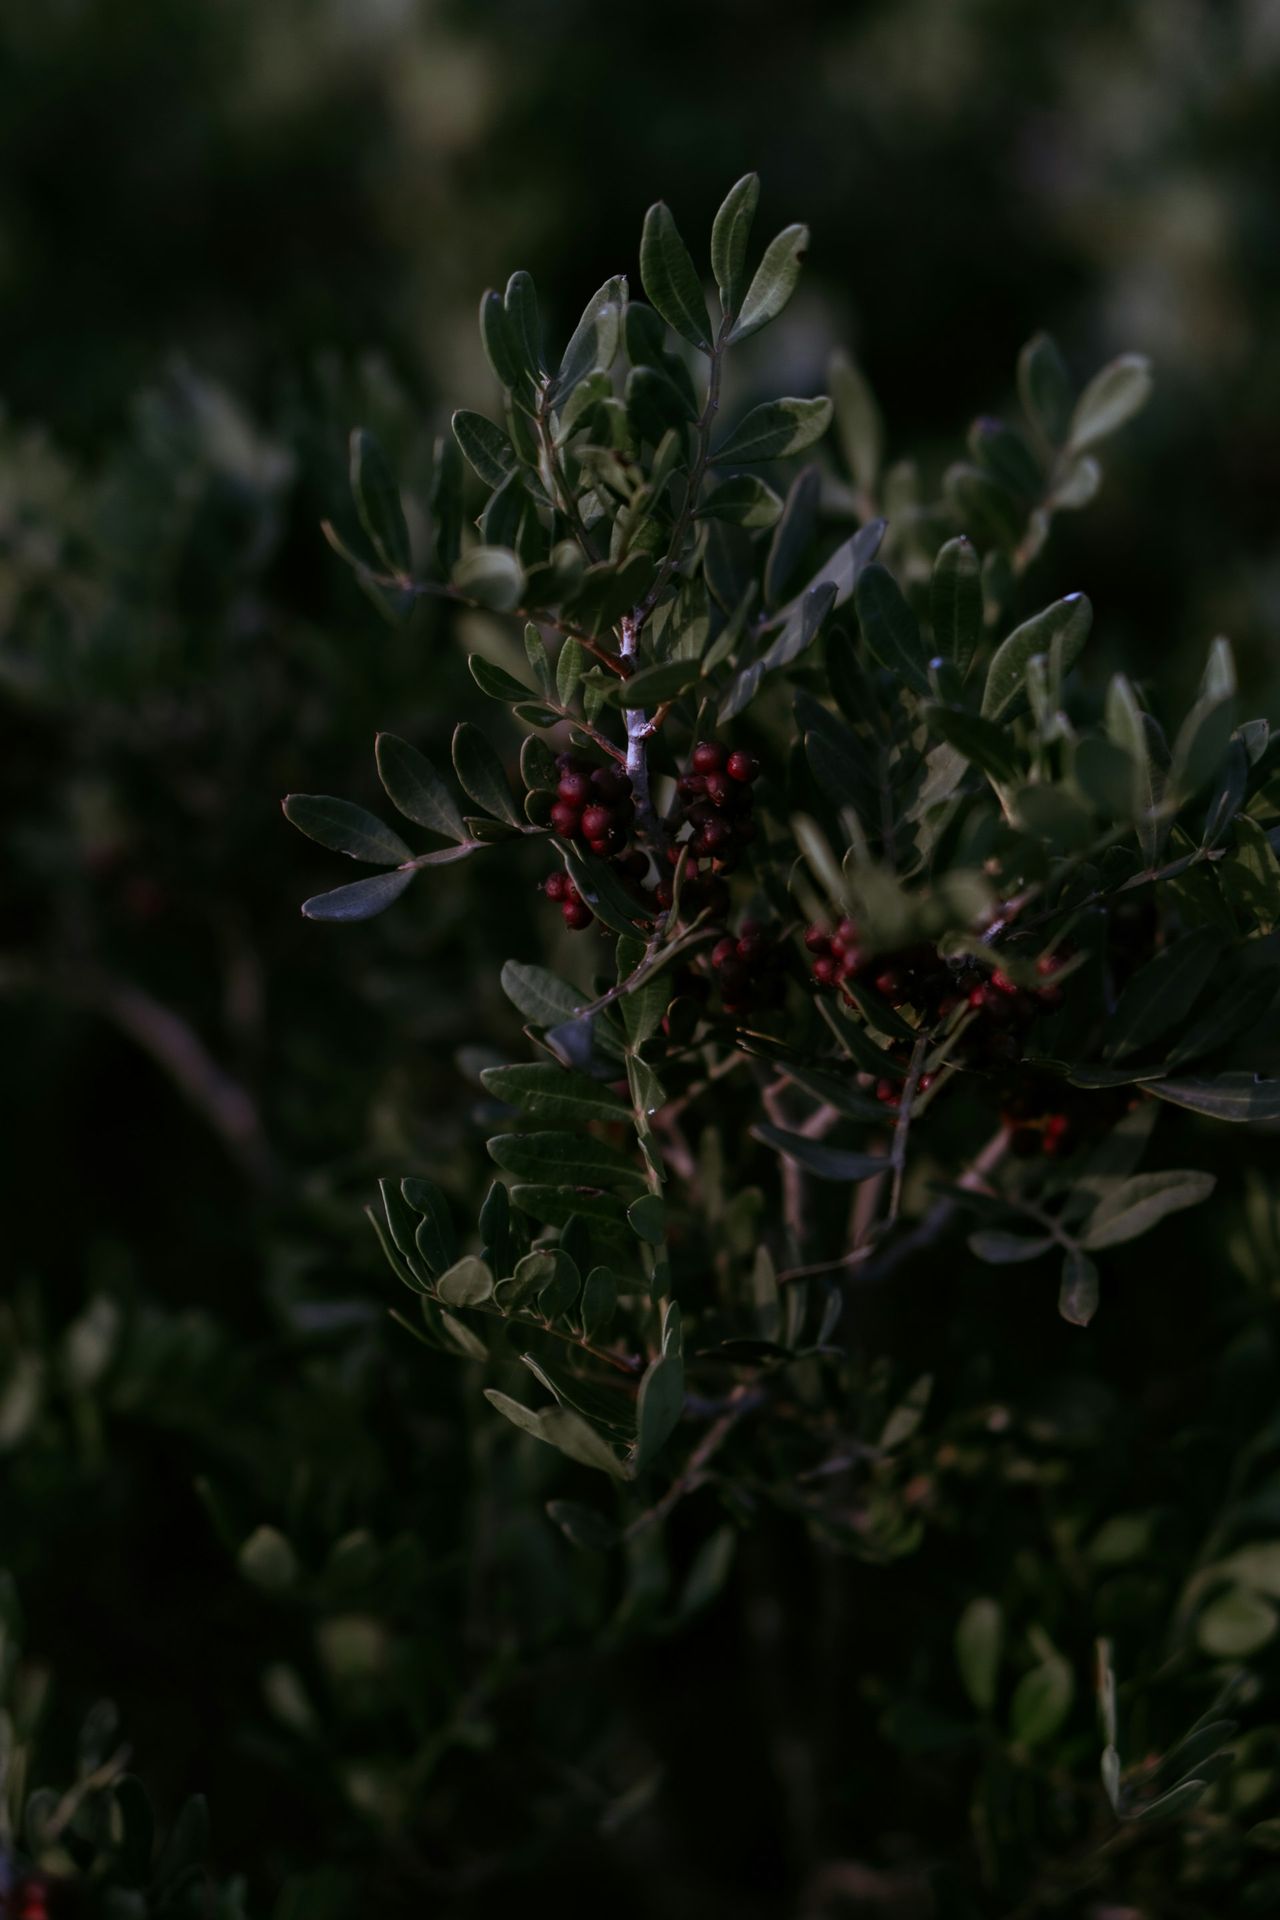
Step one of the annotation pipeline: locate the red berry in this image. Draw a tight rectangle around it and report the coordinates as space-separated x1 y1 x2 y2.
875 1079 900 1106
677 773 707 799
834 916 860 948
691 740 724 774
562 899 593 930
699 817 731 851
875 969 902 1000
917 1073 934 1094
580 803 614 840
543 871 568 901
968 985 991 1011
587 837 610 856
1035 954 1058 977
557 769 591 805
990 970 1018 996
804 924 830 953
591 765 631 804
711 936 738 969
550 801 580 837
812 955 840 986
726 749 760 783
655 881 674 908
736 932 765 964
704 772 732 806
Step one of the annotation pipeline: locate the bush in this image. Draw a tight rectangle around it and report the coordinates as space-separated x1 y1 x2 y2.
5 126 1280 1914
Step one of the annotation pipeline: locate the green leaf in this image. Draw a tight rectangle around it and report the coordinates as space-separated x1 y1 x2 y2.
481 1063 629 1125
451 722 521 824
753 1123 885 1183
1133 1778 1212 1825
1010 1653 1074 1748
580 1266 618 1342
499 960 584 1027
239 1525 297 1593
451 408 517 488
555 277 624 403
452 545 525 613
627 1193 666 1244
1106 927 1222 1058
479 289 527 393
504 270 544 379
300 868 416 922
431 432 464 572
930 536 983 677
714 396 832 463
283 794 411 865
1148 1073 1280 1123
981 594 1092 721
349 428 409 574
710 172 760 317
602 658 699 709
1069 353 1153 454
634 1348 684 1472
469 654 535 704
695 473 783 528
1196 1586 1278 1659
968 1230 1055 1264
486 1130 645 1189
729 222 809 344
375 732 467 842
400 1178 457 1275
1018 332 1074 448
764 464 821 608
853 563 931 695
639 201 711 351
485 1390 626 1478
829 348 882 495
1170 638 1237 799
435 1256 494 1309
926 707 1019 785
1082 1170 1216 1250
955 1598 1002 1713
1058 1249 1100 1327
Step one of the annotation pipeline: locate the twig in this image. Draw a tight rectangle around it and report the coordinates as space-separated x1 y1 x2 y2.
626 1383 765 1537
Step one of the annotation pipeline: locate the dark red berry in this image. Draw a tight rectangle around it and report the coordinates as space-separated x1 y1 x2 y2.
917 1073 934 1094
812 955 840 986
699 817 731 851
562 899 593 930
557 769 591 805
736 931 765 964
990 970 1018 996
580 803 614 841
691 740 725 774
704 771 732 806
711 936 738 969
655 881 674 908
544 871 569 901
875 969 903 1001
875 1079 899 1106
1035 954 1058 977
591 765 631 804
677 773 707 799
726 749 760 783
550 801 581 837
804 924 830 953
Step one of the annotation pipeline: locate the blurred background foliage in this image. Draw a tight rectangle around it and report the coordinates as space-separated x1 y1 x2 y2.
4 1 1280 1913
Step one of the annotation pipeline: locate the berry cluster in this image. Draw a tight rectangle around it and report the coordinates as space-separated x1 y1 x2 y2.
659 739 760 919
541 752 643 932
709 922 786 1018
805 920 1066 1027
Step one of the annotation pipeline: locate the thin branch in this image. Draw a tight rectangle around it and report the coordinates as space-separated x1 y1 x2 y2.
625 1382 766 1538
